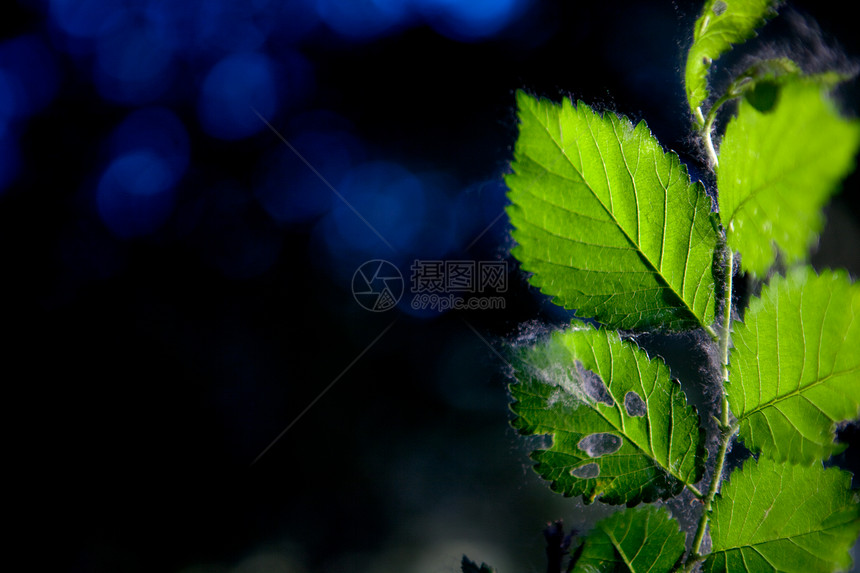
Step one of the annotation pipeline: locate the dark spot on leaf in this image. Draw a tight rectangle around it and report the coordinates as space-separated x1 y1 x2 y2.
625 391 647 417
578 433 623 457
576 361 613 406
712 0 728 16
746 80 779 112
570 462 600 479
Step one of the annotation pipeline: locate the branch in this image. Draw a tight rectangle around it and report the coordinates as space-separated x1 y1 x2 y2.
682 248 736 571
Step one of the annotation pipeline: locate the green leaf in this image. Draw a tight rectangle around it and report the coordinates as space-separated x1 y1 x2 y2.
685 0 778 114
704 456 860 573
571 506 686 573
728 267 860 463
510 325 705 505
506 91 718 331
718 79 860 276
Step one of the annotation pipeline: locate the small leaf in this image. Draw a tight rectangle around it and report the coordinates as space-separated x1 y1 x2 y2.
724 59 848 113
724 58 801 110
506 91 718 331
704 457 860 573
461 556 496 573
685 0 779 114
510 325 705 506
571 506 686 573
718 79 860 275
728 267 860 463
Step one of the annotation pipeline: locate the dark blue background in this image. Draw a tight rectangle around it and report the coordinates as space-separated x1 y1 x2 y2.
3 1 859 571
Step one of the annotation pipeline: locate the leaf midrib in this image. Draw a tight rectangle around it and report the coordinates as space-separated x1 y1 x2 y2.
603 522 638 572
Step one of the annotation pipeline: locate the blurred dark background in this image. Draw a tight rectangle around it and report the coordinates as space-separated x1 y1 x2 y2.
3 1 859 572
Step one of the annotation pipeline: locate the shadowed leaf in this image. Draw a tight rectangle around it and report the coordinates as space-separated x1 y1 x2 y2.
511 326 705 506
571 506 686 573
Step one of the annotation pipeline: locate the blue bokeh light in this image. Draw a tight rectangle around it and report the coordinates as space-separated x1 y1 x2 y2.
254 129 364 225
146 0 269 59
198 52 277 140
452 178 509 249
108 107 190 177
310 166 465 299
94 15 177 104
267 0 320 44
327 161 428 255
96 108 189 238
418 0 524 40
49 0 125 39
406 171 457 259
311 162 468 288
276 50 315 109
314 0 411 40
0 70 15 136
0 35 60 120
96 151 178 238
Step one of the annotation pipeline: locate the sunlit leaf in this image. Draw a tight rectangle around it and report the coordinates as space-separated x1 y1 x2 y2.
728 267 860 463
704 456 860 573
718 79 860 275
685 0 778 114
510 325 705 506
506 91 718 331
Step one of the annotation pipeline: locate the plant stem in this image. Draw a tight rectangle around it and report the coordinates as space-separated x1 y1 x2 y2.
718 248 734 403
682 249 735 571
686 483 704 499
701 127 719 170
694 107 706 130
694 104 716 168
699 93 733 170
684 423 735 571
703 324 718 342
